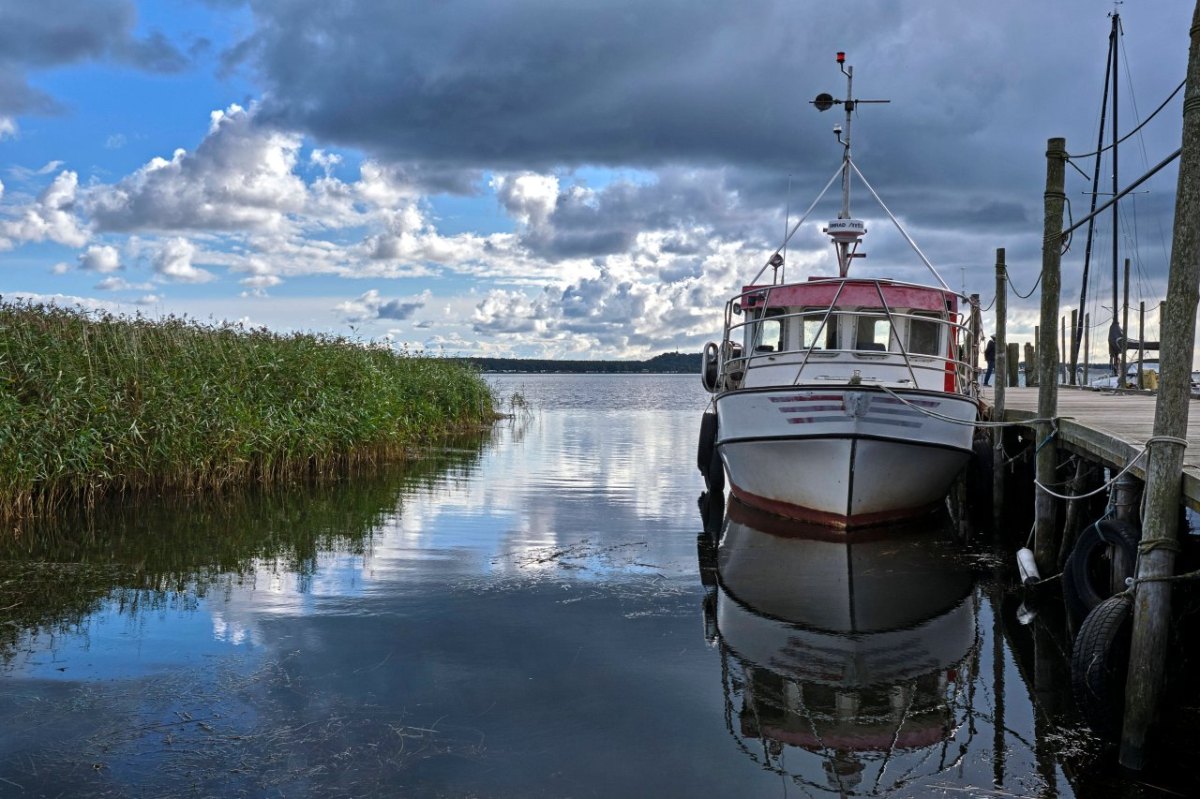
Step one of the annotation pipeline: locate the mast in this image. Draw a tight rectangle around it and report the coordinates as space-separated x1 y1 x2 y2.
1109 11 1122 373
812 53 889 277
1071 14 1118 373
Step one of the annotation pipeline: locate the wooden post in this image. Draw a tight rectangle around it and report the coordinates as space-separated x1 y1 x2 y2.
1070 309 1079 384
1085 312 1091 384
1061 316 1067 383
994 249 1007 530
1006 343 1020 387
969 293 982 381
1024 342 1037 386
1138 302 1146 389
1035 137 1066 577
1120 4 1200 768
1120 257 1131 387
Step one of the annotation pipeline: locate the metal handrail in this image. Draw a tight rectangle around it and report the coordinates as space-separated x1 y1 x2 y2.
719 279 974 391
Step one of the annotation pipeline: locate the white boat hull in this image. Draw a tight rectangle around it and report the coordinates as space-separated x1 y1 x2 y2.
715 387 977 528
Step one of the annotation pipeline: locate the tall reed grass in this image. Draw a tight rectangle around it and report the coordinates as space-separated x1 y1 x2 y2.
0 299 496 522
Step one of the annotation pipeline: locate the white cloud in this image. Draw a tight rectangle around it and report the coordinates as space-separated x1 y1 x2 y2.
77 244 121 273
0 170 89 247
492 173 558 228
0 118 15 140
152 237 214 283
87 104 307 233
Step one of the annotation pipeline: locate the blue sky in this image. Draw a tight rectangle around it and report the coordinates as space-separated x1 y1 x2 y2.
0 1 1190 359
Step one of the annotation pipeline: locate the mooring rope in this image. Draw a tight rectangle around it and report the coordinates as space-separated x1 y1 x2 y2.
1034 443 1150 501
877 385 1061 429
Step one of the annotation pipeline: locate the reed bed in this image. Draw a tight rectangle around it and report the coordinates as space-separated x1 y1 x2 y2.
0 299 496 522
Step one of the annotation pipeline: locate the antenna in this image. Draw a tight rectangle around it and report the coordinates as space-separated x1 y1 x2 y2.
811 52 889 276
781 172 792 283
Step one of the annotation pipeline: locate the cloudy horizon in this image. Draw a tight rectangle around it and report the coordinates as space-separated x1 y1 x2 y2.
0 0 1191 359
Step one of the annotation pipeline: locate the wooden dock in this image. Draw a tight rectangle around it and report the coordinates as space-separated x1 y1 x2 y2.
982 386 1200 512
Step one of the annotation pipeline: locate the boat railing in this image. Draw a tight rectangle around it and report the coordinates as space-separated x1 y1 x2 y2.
719 283 976 392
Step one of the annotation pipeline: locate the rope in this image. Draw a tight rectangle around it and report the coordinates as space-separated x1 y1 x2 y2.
1146 435 1188 448
1007 271 1042 299
876 385 1060 429
1138 539 1182 555
1034 443 1149 501
1034 421 1058 454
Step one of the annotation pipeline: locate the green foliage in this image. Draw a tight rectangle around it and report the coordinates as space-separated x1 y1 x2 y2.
0 299 496 522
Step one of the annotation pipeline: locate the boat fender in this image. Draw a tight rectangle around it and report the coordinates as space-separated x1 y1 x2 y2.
1070 593 1134 740
1061 518 1139 626
701 341 719 392
1016 547 1040 586
697 412 718 476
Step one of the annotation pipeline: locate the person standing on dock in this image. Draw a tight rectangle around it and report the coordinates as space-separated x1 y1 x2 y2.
983 334 996 386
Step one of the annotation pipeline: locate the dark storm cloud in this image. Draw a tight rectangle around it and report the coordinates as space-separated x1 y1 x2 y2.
239 2 1185 188
242 0 899 172
0 1 189 115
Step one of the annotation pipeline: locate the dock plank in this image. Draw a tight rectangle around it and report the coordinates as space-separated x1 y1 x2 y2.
982 386 1200 511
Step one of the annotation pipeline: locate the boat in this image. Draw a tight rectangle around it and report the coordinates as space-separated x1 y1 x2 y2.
698 500 978 794
697 53 980 529
1088 359 1161 390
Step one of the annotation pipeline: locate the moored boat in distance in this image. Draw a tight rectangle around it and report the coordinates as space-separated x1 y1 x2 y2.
697 53 981 530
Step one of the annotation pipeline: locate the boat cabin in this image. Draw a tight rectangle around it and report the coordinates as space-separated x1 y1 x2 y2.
723 277 966 392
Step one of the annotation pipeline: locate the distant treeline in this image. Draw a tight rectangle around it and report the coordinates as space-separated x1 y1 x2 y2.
460 351 701 374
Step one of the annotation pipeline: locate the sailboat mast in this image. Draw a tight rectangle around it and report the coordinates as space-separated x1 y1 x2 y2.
1111 12 1121 335
1071 13 1119 374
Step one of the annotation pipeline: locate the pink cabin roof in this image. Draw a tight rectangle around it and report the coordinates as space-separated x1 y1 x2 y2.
740 278 957 314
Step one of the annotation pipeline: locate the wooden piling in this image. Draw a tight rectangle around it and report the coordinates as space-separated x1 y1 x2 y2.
1138 302 1146 388
1070 309 1079 385
1120 257 1131 387
1084 312 1091 380
1035 137 1066 577
1119 4 1200 768
1061 316 1067 383
1006 342 1020 387
993 249 1007 530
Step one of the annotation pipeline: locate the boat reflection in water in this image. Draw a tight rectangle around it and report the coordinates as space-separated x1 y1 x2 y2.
701 500 978 796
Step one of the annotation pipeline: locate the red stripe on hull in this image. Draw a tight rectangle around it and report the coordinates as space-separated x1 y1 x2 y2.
728 481 943 531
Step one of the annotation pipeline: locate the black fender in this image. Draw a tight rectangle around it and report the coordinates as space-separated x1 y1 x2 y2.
1062 518 1139 627
1070 593 1133 740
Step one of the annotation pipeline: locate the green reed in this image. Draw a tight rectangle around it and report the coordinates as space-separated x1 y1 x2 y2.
0 299 497 522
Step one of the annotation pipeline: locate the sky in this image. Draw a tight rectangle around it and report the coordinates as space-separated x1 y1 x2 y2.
0 0 1191 360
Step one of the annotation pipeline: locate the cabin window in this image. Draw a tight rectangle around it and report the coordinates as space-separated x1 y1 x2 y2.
801 310 839 350
752 308 785 353
855 315 891 352
908 313 942 355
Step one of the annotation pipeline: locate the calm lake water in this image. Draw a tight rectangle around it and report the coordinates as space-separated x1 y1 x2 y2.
1 374 1196 797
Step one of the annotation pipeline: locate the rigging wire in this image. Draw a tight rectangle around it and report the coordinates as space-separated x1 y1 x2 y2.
1065 78 1185 160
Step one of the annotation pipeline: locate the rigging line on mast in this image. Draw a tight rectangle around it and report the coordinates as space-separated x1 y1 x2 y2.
748 162 844 285
846 160 952 293
1067 79 1185 160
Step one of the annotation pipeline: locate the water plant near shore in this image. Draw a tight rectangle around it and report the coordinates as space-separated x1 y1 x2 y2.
0 299 496 523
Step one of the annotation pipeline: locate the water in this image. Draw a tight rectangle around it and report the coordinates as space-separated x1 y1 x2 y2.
0 374 1195 797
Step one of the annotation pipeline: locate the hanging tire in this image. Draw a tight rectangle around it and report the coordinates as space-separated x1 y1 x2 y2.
1071 593 1133 740
697 412 718 477
707 441 725 496
1062 518 1139 626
